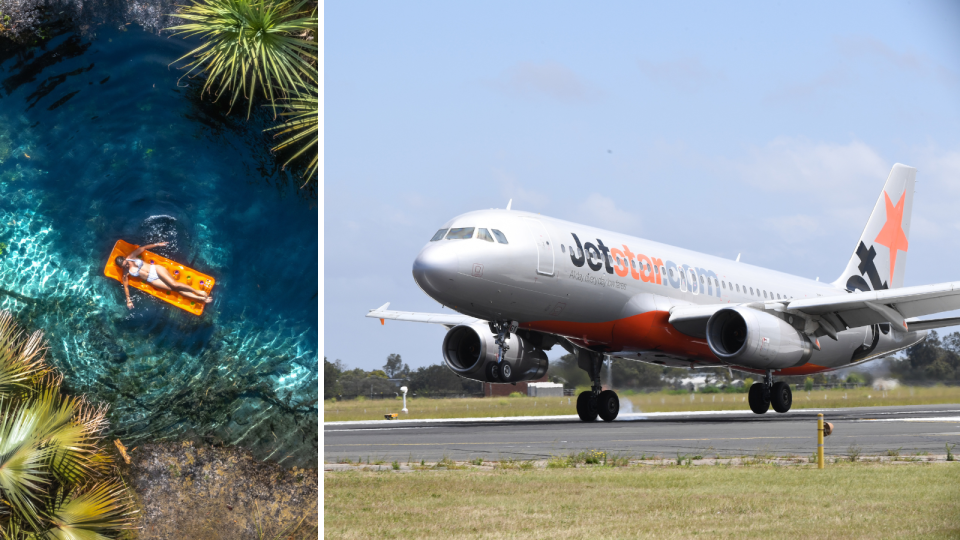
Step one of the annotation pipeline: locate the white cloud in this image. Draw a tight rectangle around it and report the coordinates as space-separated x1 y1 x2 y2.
577 193 640 233
494 169 551 211
732 137 888 197
637 57 723 91
489 62 598 102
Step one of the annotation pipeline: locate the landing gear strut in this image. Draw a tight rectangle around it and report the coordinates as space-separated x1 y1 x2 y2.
488 320 515 382
747 369 792 414
575 351 619 422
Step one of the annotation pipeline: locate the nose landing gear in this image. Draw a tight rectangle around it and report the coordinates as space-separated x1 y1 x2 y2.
748 369 793 414
487 320 516 382
575 350 619 422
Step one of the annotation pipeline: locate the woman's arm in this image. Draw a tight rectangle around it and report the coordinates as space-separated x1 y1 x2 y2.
129 241 169 259
122 275 133 310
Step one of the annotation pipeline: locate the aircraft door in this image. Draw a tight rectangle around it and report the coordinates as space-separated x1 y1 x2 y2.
522 218 555 276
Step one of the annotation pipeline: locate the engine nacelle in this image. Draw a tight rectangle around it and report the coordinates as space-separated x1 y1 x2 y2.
441 323 548 383
705 306 813 369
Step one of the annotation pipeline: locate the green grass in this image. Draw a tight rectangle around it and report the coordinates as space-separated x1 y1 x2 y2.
324 462 960 539
324 385 960 422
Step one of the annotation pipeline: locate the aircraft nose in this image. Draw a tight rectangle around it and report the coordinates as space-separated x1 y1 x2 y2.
412 245 459 300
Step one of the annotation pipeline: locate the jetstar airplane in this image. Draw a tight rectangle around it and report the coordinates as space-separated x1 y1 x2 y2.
367 164 960 421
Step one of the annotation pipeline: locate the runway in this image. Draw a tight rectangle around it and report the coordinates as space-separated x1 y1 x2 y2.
324 404 960 462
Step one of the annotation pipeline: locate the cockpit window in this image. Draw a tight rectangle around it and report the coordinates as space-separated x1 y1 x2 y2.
446 227 475 240
430 229 448 242
491 229 508 244
477 228 494 242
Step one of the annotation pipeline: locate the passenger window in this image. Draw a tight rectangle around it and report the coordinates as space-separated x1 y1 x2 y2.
660 266 666 276
699 275 704 284
430 229 448 242
491 229 508 244
477 228 494 242
763 290 767 298
669 268 675 279
777 293 781 299
749 287 754 295
736 284 740 292
722 281 726 289
446 227 475 240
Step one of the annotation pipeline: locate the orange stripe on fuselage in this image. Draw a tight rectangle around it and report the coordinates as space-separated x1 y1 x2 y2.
521 310 714 360
520 310 832 375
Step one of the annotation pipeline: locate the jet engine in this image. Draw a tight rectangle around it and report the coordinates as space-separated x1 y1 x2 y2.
705 306 813 370
441 322 548 383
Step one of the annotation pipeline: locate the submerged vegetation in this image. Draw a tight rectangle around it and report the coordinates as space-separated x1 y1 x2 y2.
169 0 319 184
0 311 136 537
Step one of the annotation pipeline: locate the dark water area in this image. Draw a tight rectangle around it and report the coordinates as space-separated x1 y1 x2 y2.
0 21 318 466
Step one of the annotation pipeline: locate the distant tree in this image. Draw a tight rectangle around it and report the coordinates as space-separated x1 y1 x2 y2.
407 364 481 395
324 357 344 400
546 353 590 388
610 358 664 389
383 353 410 379
886 331 960 383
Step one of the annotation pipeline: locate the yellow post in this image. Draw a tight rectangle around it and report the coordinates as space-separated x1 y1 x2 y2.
817 413 825 469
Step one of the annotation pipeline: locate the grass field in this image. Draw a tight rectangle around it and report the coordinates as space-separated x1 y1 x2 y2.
324 385 960 422
324 462 960 539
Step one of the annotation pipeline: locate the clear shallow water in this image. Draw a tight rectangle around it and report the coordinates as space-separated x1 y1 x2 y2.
0 22 318 466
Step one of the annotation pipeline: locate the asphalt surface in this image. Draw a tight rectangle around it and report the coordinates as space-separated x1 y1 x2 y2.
324 404 960 462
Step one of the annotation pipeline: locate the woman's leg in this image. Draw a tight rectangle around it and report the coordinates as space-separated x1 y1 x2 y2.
156 266 209 297
149 278 212 303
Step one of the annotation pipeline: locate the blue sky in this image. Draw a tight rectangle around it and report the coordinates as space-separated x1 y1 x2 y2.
325 1 960 371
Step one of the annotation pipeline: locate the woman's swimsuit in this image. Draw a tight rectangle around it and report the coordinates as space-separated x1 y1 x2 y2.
126 259 159 283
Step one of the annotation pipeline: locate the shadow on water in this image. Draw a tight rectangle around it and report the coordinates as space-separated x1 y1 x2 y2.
0 12 317 466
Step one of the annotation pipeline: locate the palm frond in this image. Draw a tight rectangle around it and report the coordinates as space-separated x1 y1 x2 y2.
43 481 138 539
264 93 317 185
0 311 51 399
168 0 318 118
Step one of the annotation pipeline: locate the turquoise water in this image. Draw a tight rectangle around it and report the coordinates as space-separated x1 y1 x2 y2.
0 22 317 466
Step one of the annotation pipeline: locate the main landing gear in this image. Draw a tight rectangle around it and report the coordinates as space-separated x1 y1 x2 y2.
747 369 793 414
575 350 619 422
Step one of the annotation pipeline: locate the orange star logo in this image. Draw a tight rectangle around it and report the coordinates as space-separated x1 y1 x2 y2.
873 190 908 285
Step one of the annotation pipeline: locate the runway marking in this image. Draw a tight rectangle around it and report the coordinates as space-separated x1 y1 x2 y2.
324 435 813 448
324 407 960 427
859 417 960 423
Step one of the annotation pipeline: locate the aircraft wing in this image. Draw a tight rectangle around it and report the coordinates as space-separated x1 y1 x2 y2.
786 281 960 330
366 303 481 328
669 281 960 338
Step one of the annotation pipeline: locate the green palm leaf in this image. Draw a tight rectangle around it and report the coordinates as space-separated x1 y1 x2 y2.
0 311 50 399
41 482 137 540
265 93 317 185
168 0 318 118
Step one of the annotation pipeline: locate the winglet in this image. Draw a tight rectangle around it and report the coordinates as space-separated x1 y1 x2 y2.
369 302 390 313
506 199 513 210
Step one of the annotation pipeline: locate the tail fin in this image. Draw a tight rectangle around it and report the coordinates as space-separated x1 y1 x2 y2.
834 163 916 291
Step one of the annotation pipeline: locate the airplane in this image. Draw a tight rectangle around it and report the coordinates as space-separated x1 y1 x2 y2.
367 164 960 421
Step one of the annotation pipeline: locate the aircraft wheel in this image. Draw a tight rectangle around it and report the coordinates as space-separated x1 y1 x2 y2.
576 391 598 422
771 381 792 413
485 362 500 382
499 362 513 382
748 383 769 414
598 390 619 422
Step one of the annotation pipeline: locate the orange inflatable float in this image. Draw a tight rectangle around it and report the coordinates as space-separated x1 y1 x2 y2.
103 239 215 316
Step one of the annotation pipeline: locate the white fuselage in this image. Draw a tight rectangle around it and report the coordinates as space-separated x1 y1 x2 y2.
412 209 924 375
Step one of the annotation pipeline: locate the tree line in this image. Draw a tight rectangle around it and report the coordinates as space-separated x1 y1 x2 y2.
324 354 481 400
